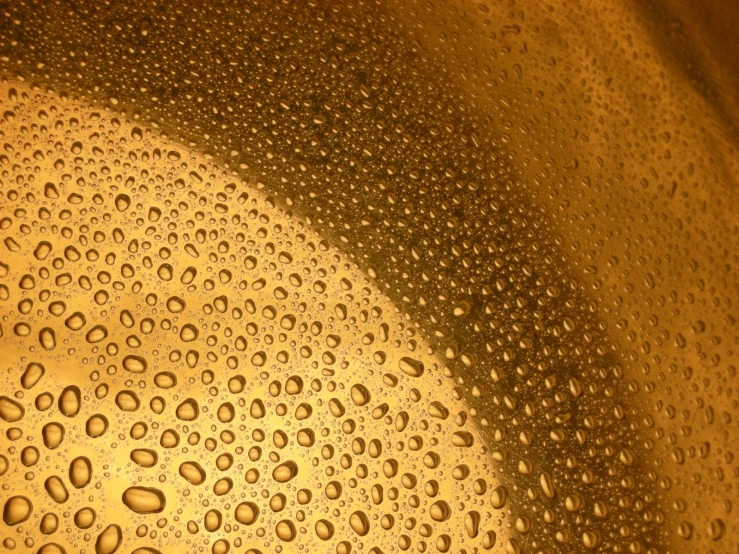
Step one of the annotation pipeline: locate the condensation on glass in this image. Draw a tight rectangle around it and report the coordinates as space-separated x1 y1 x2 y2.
0 1 737 554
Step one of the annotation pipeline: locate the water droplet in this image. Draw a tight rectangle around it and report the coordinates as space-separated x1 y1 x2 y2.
95 524 122 554
122 487 166 514
399 357 424 377
3 496 33 525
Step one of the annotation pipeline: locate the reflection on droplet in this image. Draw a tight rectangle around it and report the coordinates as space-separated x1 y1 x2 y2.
121 487 166 514
122 355 147 373
179 461 206 485
272 461 298 483
85 414 109 438
130 449 158 468
398 357 424 377
349 511 370 536
275 519 296 542
3 495 33 525
234 502 259 526
44 476 69 504
69 456 92 489
74 507 96 529
0 396 24 422
21 362 45 389
40 513 59 535
95 524 122 554
58 385 81 417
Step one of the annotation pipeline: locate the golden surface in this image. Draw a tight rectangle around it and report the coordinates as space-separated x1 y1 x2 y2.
0 1 737 553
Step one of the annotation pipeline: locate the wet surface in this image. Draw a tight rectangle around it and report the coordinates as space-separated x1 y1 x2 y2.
0 1 737 553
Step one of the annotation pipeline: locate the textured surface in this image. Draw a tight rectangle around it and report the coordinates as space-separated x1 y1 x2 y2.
0 1 737 553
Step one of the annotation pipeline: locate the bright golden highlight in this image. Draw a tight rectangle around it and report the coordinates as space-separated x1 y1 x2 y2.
0 86 500 553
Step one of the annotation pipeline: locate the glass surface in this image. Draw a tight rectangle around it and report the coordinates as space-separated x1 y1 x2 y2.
0 1 737 553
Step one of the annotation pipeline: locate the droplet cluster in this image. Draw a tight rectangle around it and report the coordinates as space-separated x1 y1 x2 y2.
1 86 501 554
